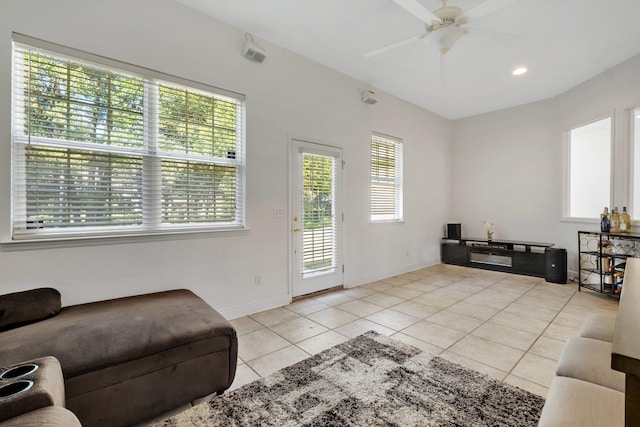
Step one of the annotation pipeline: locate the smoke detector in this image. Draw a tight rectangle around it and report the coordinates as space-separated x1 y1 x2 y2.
243 33 266 63
361 89 378 104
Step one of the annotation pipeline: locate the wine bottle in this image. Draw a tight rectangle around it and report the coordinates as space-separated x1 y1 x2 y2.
610 207 620 233
600 207 611 232
620 206 631 233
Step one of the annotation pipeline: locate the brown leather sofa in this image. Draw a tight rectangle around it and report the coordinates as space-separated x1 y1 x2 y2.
0 288 238 426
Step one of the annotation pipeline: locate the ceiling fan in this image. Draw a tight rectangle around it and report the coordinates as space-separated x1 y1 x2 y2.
366 0 519 58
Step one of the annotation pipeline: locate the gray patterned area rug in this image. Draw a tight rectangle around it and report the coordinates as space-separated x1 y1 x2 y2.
153 331 545 426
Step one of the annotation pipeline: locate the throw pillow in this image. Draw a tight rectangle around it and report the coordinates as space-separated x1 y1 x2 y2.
0 288 62 331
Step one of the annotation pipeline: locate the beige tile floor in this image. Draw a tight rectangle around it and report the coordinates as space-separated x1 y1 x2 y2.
229 264 619 398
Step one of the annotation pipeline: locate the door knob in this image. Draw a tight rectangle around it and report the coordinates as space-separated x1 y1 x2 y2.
293 227 300 232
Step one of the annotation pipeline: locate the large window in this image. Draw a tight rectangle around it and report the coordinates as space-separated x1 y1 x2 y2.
11 35 245 239
370 132 403 222
633 107 640 220
567 117 611 219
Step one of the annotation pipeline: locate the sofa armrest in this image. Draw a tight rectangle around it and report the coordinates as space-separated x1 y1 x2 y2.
0 406 81 427
0 357 65 422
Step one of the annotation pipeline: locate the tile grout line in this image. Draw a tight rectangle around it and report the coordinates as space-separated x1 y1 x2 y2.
500 283 579 383
425 278 541 379
232 266 614 395
413 276 521 356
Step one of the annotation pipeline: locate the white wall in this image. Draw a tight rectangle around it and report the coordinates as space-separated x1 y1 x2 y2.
0 0 452 317
451 54 640 274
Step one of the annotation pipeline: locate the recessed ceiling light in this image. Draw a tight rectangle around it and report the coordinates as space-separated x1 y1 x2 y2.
512 67 528 76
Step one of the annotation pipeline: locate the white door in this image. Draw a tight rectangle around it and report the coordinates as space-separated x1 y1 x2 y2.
291 139 343 297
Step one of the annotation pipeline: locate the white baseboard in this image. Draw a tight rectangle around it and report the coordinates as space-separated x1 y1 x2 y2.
346 257 441 289
220 293 291 320
221 262 578 320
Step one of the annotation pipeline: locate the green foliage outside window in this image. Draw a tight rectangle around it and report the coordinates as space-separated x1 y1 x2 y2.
16 47 243 232
302 154 333 230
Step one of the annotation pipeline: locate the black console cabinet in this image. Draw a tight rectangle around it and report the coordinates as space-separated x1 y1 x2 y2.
441 237 554 278
441 242 467 266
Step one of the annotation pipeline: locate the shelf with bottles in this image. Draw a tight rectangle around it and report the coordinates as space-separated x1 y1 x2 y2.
578 230 640 297
599 206 632 234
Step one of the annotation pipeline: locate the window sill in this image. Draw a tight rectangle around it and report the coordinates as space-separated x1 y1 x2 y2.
1 227 250 251
369 219 405 225
560 217 600 225
561 217 640 232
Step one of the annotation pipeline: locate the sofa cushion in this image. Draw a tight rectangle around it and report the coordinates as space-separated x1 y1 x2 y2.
0 288 61 332
579 314 616 342
537 376 623 427
556 336 625 392
0 289 236 378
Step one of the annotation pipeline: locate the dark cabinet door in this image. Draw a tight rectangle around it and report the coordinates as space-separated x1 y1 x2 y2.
441 243 468 266
512 251 545 276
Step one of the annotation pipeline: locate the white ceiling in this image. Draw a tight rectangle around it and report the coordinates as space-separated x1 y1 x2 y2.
177 0 640 119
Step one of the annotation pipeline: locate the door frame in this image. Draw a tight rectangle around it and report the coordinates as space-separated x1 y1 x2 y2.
288 135 344 299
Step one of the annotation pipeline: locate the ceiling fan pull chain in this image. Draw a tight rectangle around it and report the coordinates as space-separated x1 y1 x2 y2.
440 49 445 90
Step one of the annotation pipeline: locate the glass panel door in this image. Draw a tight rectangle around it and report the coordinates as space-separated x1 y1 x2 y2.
291 139 343 297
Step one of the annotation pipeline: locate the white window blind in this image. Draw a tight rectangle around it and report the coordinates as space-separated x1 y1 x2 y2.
11 35 245 239
300 151 337 277
370 132 403 222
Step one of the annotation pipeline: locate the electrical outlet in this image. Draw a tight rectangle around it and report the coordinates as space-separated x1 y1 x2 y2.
254 275 261 286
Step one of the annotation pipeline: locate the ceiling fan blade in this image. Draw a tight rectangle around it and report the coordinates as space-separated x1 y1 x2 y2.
463 0 518 21
392 0 440 24
365 33 427 58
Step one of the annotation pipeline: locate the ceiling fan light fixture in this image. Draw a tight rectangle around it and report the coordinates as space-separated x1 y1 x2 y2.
512 66 528 76
431 26 465 53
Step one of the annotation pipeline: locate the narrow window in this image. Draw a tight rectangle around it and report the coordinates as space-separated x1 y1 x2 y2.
370 132 403 222
633 107 640 220
568 117 611 219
